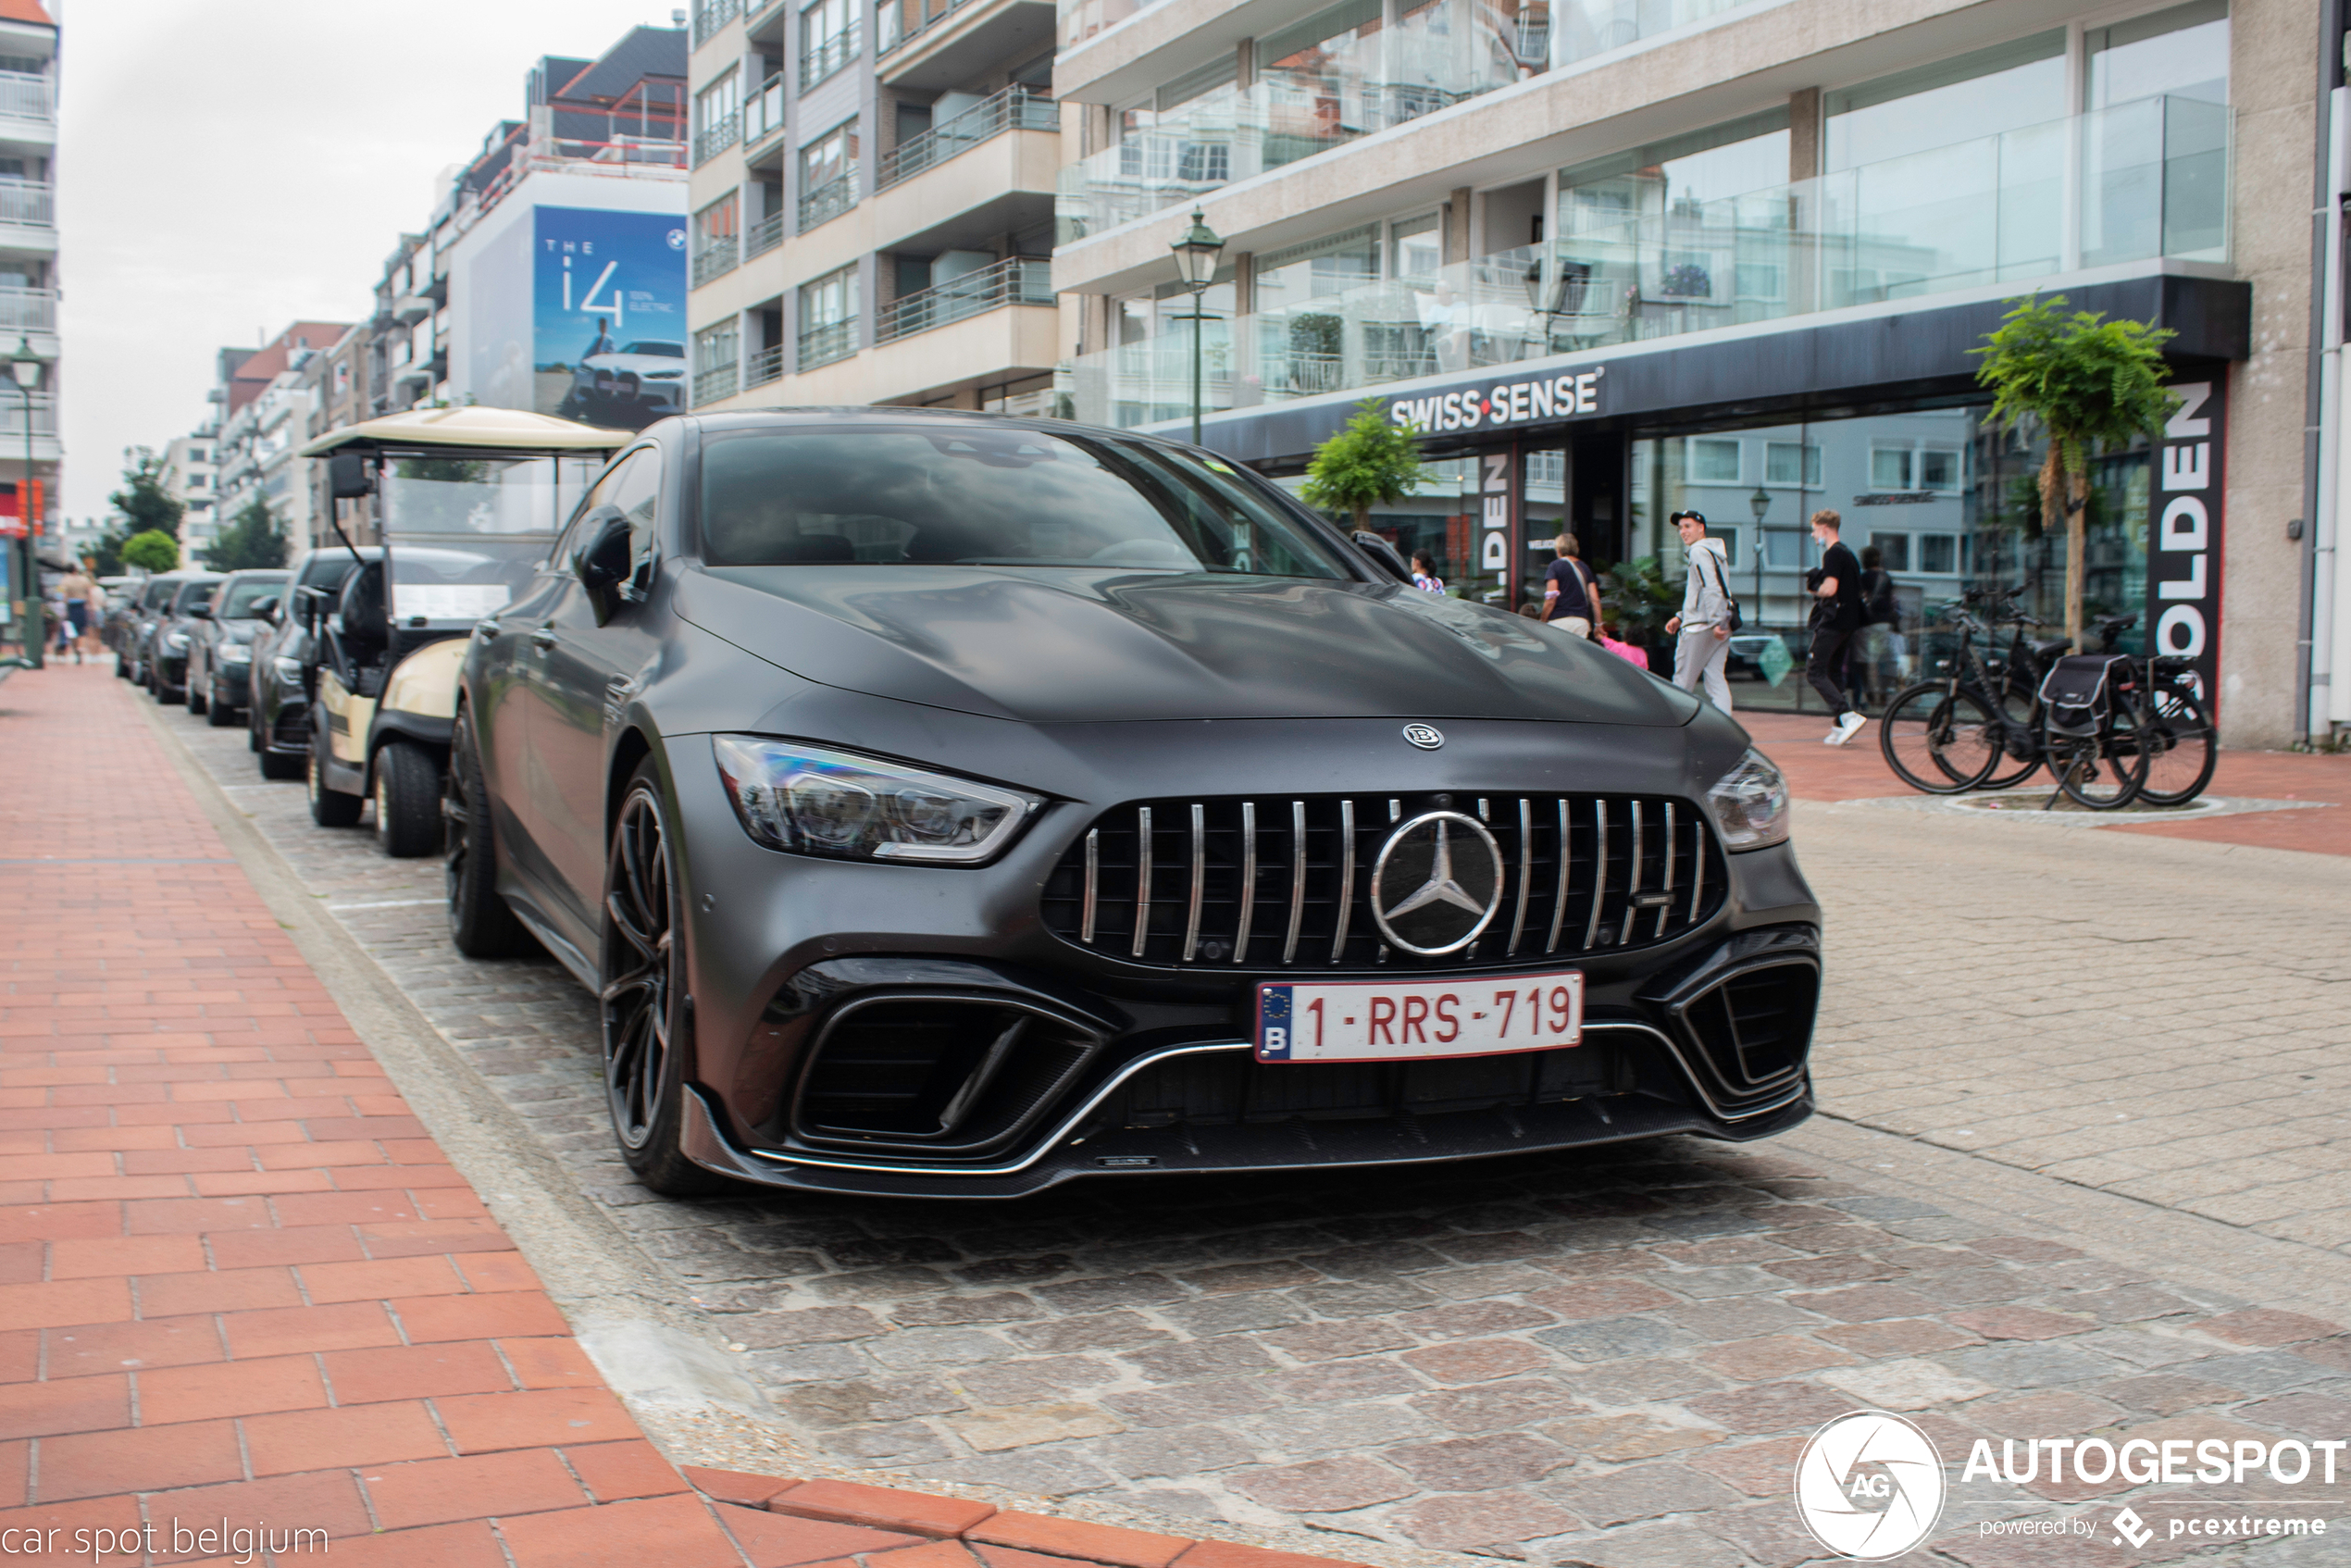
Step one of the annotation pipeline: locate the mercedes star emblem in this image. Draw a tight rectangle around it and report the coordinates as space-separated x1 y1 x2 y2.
1401 724 1444 750
1370 811 1504 955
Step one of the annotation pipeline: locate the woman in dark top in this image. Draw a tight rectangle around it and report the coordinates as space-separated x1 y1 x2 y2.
1541 530 1602 638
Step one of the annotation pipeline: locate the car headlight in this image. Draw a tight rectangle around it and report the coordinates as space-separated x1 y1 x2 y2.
164 631 191 651
713 736 1040 865
1705 748 1790 852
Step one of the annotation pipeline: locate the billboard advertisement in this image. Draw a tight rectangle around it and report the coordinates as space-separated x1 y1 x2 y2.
533 205 688 431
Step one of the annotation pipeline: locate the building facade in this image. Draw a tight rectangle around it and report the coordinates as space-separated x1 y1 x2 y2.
682 0 1064 414
204 323 350 561
0 0 56 564
159 432 216 558
1051 0 2309 744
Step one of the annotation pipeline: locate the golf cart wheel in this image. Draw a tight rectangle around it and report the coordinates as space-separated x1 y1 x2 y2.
373 741 443 858
307 736 365 828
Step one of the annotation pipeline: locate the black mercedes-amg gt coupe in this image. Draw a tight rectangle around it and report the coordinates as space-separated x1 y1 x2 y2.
449 409 1820 1197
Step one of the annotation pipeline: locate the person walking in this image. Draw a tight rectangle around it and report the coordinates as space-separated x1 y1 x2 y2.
55 560 95 664
1661 508 1733 712
1540 530 1602 638
1410 551 1447 593
1805 509 1866 743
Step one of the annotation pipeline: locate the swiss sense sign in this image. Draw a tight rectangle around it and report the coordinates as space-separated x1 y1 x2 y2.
1387 367 1604 433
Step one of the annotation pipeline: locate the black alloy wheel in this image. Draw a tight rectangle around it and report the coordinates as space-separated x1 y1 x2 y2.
443 705 535 957
307 728 365 828
600 763 728 1195
373 741 443 858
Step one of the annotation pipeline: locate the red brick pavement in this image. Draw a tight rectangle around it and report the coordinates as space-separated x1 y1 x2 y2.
0 666 1370 1567
1739 709 2351 857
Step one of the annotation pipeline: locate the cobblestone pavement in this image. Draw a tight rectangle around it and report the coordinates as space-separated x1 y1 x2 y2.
146 692 2351 1565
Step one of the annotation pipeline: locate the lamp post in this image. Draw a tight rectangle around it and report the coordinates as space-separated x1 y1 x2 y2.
6 338 37 669
1169 209 1224 445
1748 483 1770 618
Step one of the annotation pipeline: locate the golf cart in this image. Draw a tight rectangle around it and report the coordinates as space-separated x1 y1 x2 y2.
293 406 620 856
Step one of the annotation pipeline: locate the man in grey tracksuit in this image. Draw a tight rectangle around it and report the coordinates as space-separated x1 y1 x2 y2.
1661 508 1733 712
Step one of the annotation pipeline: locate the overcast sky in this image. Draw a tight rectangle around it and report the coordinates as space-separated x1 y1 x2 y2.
56 0 683 519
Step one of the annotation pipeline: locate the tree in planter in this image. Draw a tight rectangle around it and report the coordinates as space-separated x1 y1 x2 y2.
200 495 289 572
1972 294 2178 652
1301 397 1427 534
120 529 178 573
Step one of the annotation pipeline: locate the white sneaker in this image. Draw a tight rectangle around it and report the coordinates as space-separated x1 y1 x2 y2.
1826 711 1866 745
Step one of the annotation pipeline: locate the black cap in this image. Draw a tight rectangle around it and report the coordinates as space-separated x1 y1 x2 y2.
1670 509 1707 527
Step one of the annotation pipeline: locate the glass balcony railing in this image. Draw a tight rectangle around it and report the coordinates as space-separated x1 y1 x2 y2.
1055 17 1526 243
878 0 984 56
877 256 1053 342
880 86 1058 189
1551 0 1758 68
1060 96 2232 429
743 73 786 150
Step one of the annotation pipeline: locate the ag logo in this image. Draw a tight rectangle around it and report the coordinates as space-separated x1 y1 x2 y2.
1794 1411 1945 1561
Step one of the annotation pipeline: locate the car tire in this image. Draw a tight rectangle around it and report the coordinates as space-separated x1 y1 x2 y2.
601 761 731 1196
158 670 183 705
373 741 442 858
307 732 365 828
444 706 537 958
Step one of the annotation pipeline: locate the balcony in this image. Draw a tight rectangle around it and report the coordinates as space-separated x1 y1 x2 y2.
693 111 741 168
0 180 54 234
1063 96 2233 429
798 172 859 234
881 86 1056 188
0 392 56 439
746 211 786 259
1553 0 1754 68
0 287 56 333
877 256 1052 342
799 318 859 371
801 29 857 93
0 71 52 128
877 0 1055 90
746 343 786 388
879 0 982 56
694 359 740 405
1055 22 1524 243
693 0 742 46
1057 0 1168 50
743 73 787 155
693 236 740 287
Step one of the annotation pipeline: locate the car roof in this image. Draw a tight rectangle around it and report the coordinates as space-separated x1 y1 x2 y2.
681 406 1203 454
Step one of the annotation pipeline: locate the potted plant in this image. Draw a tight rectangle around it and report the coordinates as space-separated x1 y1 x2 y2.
1600 555 1680 673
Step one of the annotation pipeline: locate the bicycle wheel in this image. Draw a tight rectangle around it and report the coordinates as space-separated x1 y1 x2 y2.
1879 683 1999 794
1978 681 2043 790
2052 700 2151 810
2138 683 2217 806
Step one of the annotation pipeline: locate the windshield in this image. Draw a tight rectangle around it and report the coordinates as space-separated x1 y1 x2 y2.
698 427 1353 579
379 452 603 623
171 580 217 613
623 342 683 357
218 576 287 618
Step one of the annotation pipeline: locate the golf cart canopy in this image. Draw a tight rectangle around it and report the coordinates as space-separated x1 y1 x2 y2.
294 405 626 458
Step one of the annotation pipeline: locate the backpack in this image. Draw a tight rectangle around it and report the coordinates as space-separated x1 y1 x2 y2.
1697 543 1743 632
2037 653 2134 739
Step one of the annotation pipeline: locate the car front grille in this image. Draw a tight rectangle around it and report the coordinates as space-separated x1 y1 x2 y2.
1040 792 1725 972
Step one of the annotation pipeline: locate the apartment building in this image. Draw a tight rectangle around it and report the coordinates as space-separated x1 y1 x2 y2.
0 0 56 555
682 0 1063 413
206 323 351 557
1052 0 2308 744
362 28 691 431
301 325 371 547
159 432 217 558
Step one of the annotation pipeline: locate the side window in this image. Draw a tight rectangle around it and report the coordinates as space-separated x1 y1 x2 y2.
604 448 663 569
554 449 642 567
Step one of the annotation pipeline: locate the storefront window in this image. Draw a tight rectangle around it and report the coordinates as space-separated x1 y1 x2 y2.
1625 403 2152 714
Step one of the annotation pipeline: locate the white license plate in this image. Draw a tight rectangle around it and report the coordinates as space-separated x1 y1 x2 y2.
1255 971 1584 1063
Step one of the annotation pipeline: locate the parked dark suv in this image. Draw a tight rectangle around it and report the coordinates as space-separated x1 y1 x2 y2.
449 410 1822 1199
184 568 289 726
251 547 379 780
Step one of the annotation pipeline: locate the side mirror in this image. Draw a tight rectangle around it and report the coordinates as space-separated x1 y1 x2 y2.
187 604 213 619
574 506 632 592
328 452 376 501
1350 530 1412 583
252 595 280 621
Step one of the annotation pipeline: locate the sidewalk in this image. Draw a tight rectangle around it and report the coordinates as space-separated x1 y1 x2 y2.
1738 707 2351 857
0 664 1371 1567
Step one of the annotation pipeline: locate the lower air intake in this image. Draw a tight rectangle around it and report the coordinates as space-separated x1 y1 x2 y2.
790 996 1098 1156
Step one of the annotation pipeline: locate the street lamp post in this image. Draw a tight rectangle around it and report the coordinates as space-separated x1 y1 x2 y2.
7 338 37 669
1169 210 1224 446
1748 483 1771 620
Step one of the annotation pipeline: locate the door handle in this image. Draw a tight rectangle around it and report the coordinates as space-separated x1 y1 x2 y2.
529 628 557 650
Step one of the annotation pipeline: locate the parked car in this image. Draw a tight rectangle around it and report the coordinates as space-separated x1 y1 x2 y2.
251 547 379 780
184 568 289 726
114 574 181 683
144 573 224 703
449 409 1822 1199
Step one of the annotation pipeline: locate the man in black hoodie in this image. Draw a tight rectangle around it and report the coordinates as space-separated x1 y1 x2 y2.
1805 509 1865 744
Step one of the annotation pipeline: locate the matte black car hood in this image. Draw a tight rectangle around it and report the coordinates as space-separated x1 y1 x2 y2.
680 565 1696 727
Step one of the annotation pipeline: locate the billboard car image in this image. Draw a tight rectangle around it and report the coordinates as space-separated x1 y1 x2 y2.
533 205 688 430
